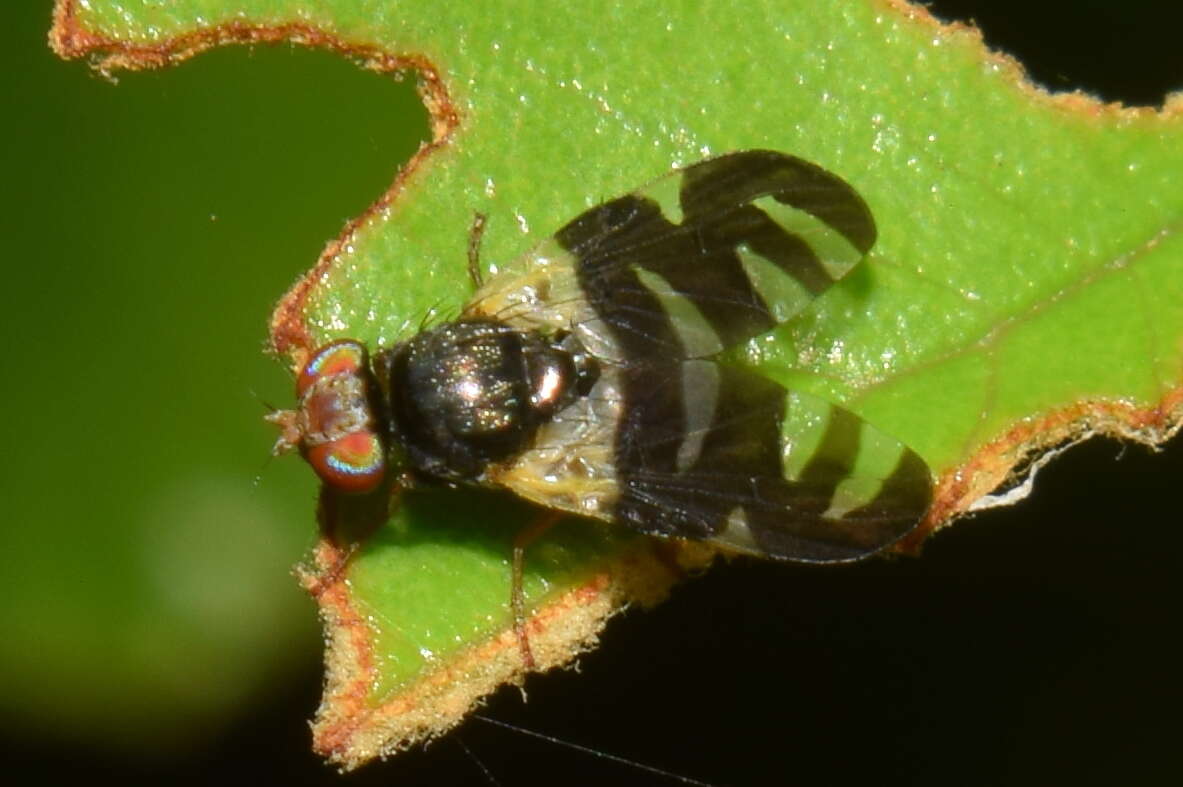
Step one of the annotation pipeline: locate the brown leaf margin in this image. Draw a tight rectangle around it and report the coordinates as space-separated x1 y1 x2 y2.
300 539 716 769
49 0 1183 768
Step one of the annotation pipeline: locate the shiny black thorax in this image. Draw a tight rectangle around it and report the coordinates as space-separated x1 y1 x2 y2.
380 319 594 483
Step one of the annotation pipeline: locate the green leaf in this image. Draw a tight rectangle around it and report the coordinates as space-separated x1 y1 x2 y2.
53 0 1183 768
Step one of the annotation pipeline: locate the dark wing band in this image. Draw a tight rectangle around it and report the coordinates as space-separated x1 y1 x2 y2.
558 150 876 360
611 361 930 562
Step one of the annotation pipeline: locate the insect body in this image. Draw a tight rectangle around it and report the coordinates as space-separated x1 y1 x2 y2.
273 150 931 570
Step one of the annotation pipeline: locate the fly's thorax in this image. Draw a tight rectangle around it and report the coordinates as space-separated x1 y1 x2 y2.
385 318 594 484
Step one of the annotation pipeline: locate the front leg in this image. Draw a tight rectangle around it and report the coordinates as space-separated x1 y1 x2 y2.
466 211 488 289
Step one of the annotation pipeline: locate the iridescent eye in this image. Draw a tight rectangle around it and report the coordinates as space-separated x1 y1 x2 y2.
297 340 368 397
305 431 386 493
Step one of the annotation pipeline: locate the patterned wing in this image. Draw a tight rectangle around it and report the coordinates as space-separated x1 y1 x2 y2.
610 361 930 561
480 151 929 556
555 150 876 360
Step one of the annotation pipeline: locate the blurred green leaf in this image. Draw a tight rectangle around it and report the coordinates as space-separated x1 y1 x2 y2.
13 4 426 747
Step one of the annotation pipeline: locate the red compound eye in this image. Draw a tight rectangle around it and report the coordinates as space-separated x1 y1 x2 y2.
305 431 386 493
297 340 368 397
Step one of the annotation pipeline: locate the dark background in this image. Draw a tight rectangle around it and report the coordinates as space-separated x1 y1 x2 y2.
4 1 1182 785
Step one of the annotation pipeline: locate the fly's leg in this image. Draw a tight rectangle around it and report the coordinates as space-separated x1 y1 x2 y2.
467 212 488 289
511 510 563 669
308 474 406 598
